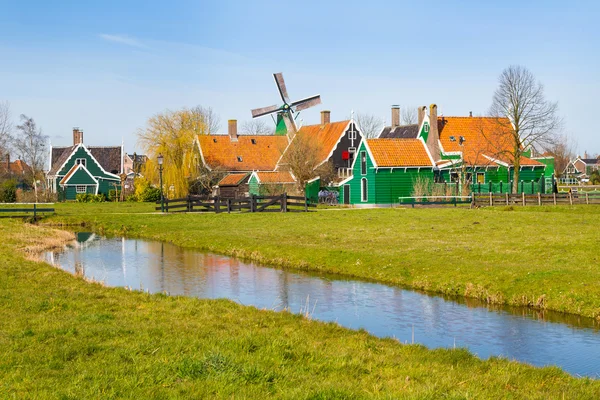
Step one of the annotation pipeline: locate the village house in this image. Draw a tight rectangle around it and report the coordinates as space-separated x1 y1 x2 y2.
339 105 552 205
563 154 600 183
194 112 364 198
0 154 31 189
47 128 123 200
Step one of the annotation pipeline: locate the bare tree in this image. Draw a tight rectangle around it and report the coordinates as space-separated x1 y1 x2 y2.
240 119 274 135
190 105 221 134
13 115 48 201
281 132 335 191
489 65 561 192
401 106 418 125
354 112 382 139
542 133 577 178
0 101 12 157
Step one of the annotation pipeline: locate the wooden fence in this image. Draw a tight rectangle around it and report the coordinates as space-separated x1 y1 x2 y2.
155 194 316 213
0 203 55 220
472 192 600 207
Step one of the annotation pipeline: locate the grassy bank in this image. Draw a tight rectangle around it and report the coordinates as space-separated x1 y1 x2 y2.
1 219 599 398
48 203 600 320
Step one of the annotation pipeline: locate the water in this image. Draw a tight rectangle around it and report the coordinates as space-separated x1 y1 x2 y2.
44 232 600 378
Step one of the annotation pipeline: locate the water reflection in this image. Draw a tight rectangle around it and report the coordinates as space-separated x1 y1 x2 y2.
44 233 600 378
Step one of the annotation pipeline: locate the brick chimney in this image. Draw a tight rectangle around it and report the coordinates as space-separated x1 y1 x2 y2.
228 120 238 142
391 105 400 128
418 106 426 127
72 128 83 145
427 104 441 162
321 110 331 125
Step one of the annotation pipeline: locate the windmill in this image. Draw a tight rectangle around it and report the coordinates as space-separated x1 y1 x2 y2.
251 73 321 136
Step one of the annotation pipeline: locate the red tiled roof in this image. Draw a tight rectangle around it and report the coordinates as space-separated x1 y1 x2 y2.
255 171 296 184
288 120 350 165
218 172 249 186
438 117 543 167
197 135 288 171
1 159 31 175
366 139 433 167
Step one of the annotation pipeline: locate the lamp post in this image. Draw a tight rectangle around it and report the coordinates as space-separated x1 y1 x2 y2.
158 153 164 212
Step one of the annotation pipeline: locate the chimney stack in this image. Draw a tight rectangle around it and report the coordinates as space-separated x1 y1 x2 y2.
427 104 441 162
469 111 473 117
228 120 238 141
72 128 83 145
391 105 400 128
418 106 426 127
321 110 331 125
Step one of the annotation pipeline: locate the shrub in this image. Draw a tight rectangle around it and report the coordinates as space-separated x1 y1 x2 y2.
0 180 17 203
108 189 119 202
76 193 106 203
126 194 138 202
140 187 161 202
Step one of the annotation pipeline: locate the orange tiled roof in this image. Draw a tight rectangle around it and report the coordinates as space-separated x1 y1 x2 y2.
438 117 543 167
366 138 433 167
288 120 350 164
197 135 288 171
255 171 296 184
218 172 249 186
1 159 31 175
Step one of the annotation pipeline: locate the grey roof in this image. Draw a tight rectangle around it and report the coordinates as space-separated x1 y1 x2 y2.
49 145 122 176
580 158 600 165
379 124 419 139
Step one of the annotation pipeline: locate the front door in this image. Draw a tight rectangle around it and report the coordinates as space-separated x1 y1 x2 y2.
343 185 350 204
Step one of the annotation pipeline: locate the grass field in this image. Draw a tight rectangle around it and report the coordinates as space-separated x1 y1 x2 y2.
48 202 600 320
1 218 600 398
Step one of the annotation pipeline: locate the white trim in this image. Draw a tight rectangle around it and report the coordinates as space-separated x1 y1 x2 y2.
315 120 358 168
361 140 378 168
54 143 121 180
360 150 367 175
194 136 212 171
482 154 510 167
337 176 353 185
60 164 99 185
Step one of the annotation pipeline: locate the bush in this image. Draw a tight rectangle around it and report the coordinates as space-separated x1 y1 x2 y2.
76 193 106 203
0 180 17 203
140 187 161 202
108 189 119 202
126 194 138 202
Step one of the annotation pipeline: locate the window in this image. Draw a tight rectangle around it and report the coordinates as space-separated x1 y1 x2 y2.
251 139 257 144
76 185 86 193
237 156 243 162
450 172 459 182
360 151 367 175
477 172 485 184
361 178 368 202
424 123 430 133
76 158 86 167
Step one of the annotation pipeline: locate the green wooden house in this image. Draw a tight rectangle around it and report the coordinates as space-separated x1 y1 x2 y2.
47 128 122 200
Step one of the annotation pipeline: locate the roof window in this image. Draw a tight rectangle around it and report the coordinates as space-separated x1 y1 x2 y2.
237 156 243 162
213 138 217 143
251 139 256 144
449 136 456 141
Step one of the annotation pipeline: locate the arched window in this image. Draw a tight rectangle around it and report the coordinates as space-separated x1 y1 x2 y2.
361 178 368 202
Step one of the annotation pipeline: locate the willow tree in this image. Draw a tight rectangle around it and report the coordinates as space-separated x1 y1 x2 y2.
138 108 209 198
489 65 560 192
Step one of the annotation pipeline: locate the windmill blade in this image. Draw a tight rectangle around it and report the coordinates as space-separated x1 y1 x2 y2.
273 73 290 104
251 104 280 118
291 94 321 111
282 112 297 134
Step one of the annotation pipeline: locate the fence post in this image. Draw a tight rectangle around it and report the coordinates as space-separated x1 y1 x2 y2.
489 192 493 206
531 181 534 194
538 192 541 206
569 192 573 205
304 193 308 212
520 180 524 194
33 203 37 221
251 195 256 213
215 196 221 213
586 193 589 205
282 193 288 213
522 192 525 206
505 193 509 205
187 195 191 212
478 182 481 193
553 192 556 206
489 181 492 193
500 181 503 194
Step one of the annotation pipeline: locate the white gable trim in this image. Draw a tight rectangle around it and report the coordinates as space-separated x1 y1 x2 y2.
55 143 121 180
315 120 356 168
194 136 212 171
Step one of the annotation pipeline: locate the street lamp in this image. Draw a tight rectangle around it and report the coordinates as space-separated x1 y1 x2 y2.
158 153 164 212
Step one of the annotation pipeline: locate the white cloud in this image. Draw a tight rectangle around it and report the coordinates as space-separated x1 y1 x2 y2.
99 34 148 49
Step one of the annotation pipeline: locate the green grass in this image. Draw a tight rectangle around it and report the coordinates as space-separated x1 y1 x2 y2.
1 219 599 398
48 202 600 320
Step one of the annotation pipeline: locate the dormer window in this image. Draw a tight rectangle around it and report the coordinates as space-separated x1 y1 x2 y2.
424 123 430 133
237 156 243 162
449 136 456 142
251 139 256 144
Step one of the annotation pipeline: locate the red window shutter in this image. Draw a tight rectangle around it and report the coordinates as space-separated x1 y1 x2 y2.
342 151 349 160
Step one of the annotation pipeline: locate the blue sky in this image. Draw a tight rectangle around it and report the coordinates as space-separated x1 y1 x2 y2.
1 0 598 154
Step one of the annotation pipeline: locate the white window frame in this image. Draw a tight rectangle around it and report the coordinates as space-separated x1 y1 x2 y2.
76 158 86 167
424 123 430 133
360 151 367 175
361 178 368 202
76 185 87 194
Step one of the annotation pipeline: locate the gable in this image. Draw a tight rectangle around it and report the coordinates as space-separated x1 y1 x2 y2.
57 145 120 180
60 165 98 185
290 120 352 165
